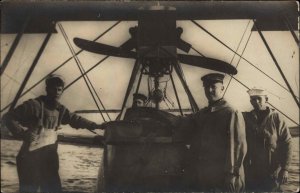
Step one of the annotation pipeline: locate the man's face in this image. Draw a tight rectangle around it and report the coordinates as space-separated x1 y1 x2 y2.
250 95 268 111
204 82 224 102
132 99 144 108
46 86 64 101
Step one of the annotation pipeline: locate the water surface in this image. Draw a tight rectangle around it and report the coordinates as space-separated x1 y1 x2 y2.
1 138 299 192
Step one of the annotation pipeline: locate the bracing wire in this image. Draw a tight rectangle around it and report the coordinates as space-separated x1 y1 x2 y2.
162 97 171 109
58 23 107 122
1 21 122 113
159 46 199 112
223 20 253 97
191 20 299 100
2 73 38 97
190 42 299 126
230 75 299 126
253 19 300 109
59 23 111 121
229 20 252 66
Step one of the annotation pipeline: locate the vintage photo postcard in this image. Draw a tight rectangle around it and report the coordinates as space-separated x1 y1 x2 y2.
1 1 299 192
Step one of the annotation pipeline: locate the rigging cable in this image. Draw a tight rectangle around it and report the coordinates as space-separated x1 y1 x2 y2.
9 27 53 112
135 65 144 94
190 46 204 57
159 47 199 112
230 75 299 126
1 21 121 113
163 98 171 110
223 20 253 97
161 80 175 108
3 34 31 89
2 73 38 97
254 20 300 109
58 23 107 122
190 47 299 126
191 20 299 100
147 76 152 106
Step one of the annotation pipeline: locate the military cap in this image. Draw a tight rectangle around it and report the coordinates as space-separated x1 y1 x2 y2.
247 88 267 96
133 93 147 102
201 73 225 84
46 74 65 87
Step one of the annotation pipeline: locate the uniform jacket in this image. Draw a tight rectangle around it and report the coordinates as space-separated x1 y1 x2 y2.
188 99 247 178
243 107 292 173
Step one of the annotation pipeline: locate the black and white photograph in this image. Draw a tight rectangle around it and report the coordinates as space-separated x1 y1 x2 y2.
1 1 299 192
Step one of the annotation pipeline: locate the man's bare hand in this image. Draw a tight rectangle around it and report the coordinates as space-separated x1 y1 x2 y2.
88 123 108 131
225 174 245 193
278 169 288 184
225 174 236 192
25 131 39 142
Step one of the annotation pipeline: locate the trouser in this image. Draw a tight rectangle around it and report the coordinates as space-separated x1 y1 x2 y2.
184 160 245 192
245 167 281 192
16 144 61 193
246 176 280 192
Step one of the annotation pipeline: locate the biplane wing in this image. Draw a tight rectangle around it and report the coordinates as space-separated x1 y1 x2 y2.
1 1 297 33
1 1 298 126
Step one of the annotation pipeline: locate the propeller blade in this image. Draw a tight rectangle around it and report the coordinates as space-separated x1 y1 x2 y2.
120 26 138 51
178 54 237 74
176 28 191 53
177 39 191 53
120 38 136 51
73 38 137 59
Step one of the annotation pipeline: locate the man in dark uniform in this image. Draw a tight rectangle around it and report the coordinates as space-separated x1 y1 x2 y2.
3 74 103 193
243 88 292 192
185 73 247 192
132 93 147 108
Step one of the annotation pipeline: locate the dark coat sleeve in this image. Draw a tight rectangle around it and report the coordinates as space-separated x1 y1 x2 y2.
60 107 97 129
2 99 40 139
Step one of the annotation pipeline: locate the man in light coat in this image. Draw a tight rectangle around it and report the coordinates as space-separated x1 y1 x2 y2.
243 88 292 192
185 73 247 192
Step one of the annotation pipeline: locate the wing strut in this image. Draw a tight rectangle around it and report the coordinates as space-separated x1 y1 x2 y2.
173 61 199 113
1 17 30 76
116 60 142 120
1 21 121 113
9 22 54 111
134 66 144 94
254 20 300 109
170 73 183 116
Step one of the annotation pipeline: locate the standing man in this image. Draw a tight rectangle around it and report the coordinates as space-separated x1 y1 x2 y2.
185 73 247 192
243 88 292 192
3 74 103 193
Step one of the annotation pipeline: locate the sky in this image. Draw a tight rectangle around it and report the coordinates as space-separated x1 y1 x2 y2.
1 19 299 135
